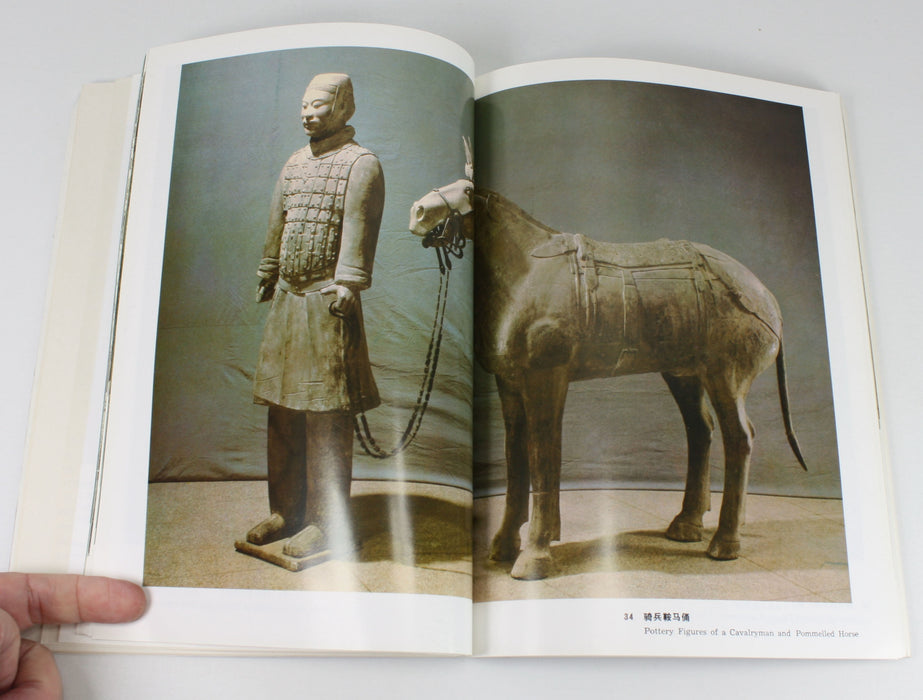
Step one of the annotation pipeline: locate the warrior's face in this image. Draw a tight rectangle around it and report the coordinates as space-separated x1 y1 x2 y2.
301 88 346 140
301 87 349 139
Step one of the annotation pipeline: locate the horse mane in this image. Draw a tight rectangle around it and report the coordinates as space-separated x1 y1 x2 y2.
473 187 561 239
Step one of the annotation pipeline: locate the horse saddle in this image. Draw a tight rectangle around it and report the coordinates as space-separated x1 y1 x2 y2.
531 233 712 368
531 234 699 269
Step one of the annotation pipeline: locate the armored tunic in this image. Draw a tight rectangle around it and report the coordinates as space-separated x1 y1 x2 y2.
278 140 372 286
253 126 384 413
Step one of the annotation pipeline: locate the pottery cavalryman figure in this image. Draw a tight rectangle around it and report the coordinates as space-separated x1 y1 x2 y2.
245 73 384 563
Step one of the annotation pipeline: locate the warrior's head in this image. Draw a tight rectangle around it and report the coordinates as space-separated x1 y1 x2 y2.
301 73 355 140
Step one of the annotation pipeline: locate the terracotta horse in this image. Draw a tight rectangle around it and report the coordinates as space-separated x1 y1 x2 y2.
410 177 807 580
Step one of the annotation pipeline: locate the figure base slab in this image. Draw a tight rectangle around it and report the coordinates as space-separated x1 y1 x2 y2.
234 538 331 572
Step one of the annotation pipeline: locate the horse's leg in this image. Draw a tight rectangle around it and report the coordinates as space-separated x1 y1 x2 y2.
510 367 568 580
704 373 755 560
488 375 530 562
663 373 714 542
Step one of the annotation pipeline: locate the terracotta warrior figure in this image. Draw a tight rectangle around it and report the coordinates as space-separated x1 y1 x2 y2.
247 73 385 559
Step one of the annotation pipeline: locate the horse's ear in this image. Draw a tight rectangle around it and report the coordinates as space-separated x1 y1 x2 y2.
463 136 474 180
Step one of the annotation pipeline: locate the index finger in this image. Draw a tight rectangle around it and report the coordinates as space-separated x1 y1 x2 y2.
0 574 146 631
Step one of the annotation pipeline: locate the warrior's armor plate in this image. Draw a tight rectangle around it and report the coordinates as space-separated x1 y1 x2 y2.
278 142 373 286
254 129 382 414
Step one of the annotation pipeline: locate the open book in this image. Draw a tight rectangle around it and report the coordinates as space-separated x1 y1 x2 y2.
11 23 907 658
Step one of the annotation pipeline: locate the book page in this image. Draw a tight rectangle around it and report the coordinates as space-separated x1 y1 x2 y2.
11 76 140 574
469 59 906 658
72 24 476 655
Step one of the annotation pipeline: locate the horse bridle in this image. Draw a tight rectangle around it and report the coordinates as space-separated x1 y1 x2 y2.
421 184 471 273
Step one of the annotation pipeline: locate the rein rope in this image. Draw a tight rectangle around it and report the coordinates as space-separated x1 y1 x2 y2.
343 202 467 459
423 189 468 273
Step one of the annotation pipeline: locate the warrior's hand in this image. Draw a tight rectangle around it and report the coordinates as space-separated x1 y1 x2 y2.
321 283 357 317
256 279 275 303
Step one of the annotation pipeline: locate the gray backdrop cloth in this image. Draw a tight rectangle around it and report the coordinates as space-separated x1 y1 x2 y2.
473 80 841 499
151 60 840 500
148 46 475 488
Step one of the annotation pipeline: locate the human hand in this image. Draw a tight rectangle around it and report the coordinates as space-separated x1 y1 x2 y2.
0 573 146 699
320 283 357 317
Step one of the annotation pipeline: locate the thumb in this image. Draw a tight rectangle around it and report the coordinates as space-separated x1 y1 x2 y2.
6 639 62 700
1 607 63 699
0 608 20 692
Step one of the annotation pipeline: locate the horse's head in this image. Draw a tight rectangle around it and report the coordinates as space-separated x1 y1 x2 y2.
408 178 475 238
409 136 476 241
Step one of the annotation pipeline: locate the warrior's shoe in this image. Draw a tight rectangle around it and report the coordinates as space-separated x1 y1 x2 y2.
246 513 298 546
282 524 328 558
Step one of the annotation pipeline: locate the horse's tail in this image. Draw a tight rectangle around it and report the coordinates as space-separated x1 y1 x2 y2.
776 340 808 471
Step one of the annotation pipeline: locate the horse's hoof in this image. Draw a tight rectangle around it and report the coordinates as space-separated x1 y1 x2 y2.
488 533 520 562
510 549 554 580
666 516 704 542
706 535 740 560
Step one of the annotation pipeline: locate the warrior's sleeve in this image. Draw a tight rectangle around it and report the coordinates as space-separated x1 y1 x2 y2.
335 153 385 290
258 170 286 283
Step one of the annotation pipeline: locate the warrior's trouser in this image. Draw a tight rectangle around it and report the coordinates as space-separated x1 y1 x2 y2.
266 405 354 538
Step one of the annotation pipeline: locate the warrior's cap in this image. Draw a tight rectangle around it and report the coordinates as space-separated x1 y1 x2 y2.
306 73 355 122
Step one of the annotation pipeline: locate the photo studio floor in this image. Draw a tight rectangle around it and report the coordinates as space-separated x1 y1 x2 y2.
475 489 850 603
144 480 472 597
144 481 849 603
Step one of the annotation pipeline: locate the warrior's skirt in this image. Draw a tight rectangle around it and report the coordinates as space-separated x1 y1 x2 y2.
253 287 380 413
